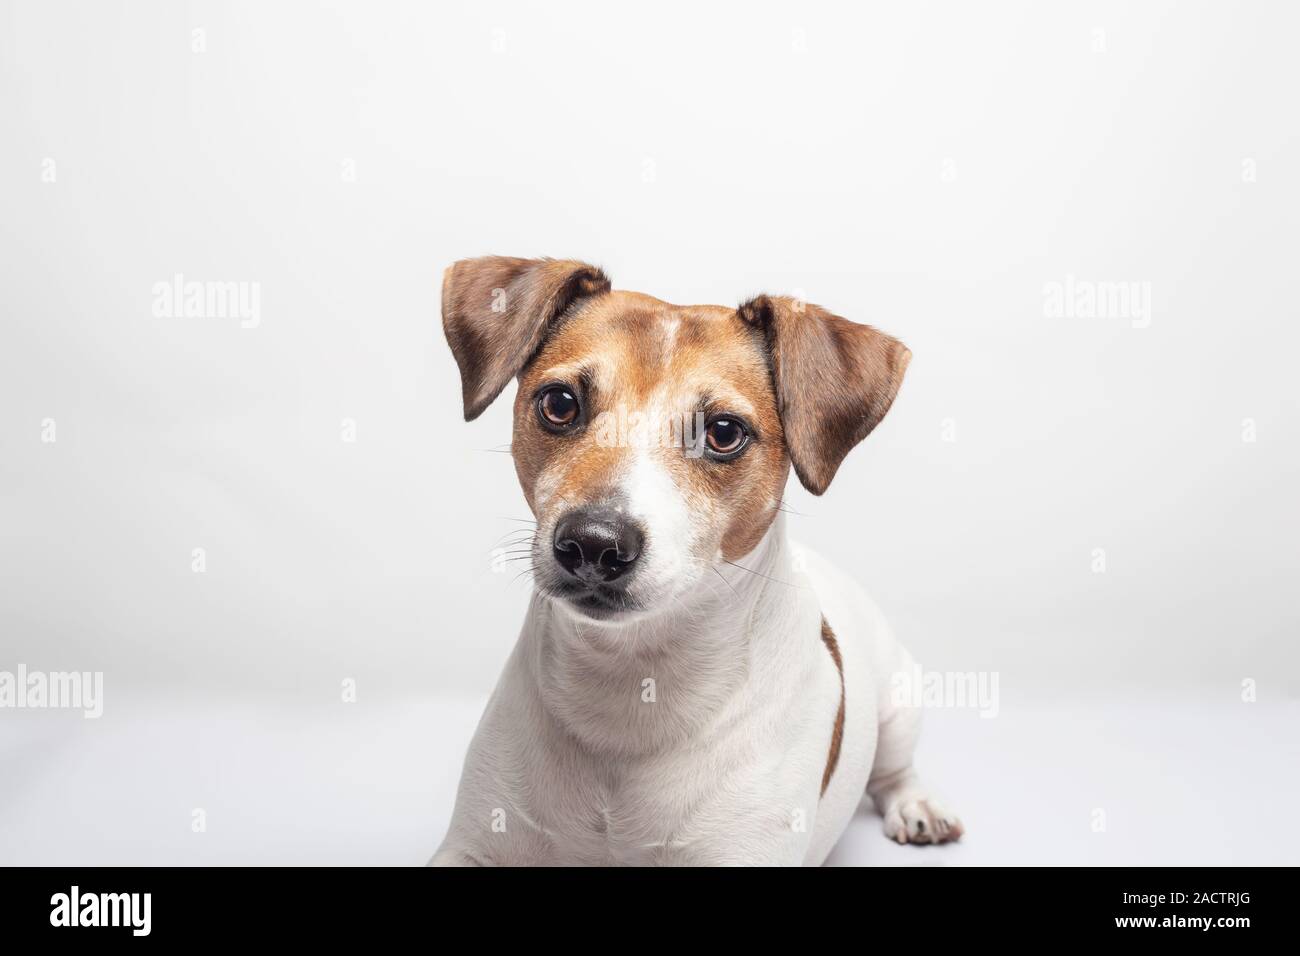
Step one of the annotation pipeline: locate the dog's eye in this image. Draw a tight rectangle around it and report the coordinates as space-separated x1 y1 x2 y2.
704 417 749 458
537 385 581 430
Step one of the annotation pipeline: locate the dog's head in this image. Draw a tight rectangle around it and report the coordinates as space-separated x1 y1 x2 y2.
443 257 910 622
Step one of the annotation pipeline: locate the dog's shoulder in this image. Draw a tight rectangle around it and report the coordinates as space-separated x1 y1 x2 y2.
788 541 884 623
787 539 897 684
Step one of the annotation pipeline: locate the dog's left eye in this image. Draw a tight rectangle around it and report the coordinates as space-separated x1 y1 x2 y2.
537 384 581 430
704 417 749 458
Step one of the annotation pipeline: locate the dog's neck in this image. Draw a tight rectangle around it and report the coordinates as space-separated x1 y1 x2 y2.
523 512 820 756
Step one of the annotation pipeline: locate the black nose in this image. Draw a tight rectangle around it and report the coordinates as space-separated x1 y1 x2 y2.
553 509 644 583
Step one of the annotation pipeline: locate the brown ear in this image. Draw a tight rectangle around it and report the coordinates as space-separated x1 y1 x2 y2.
738 295 911 495
441 256 611 420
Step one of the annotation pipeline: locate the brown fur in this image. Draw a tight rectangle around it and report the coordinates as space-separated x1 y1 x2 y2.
738 295 911 495
819 617 845 796
442 257 610 420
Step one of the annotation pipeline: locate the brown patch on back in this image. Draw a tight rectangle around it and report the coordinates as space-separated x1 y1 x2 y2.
819 617 845 797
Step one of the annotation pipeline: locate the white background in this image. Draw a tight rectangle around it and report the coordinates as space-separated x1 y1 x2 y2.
1 0 1296 865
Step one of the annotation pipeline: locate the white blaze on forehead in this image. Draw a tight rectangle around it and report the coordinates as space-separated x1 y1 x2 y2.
658 317 681 359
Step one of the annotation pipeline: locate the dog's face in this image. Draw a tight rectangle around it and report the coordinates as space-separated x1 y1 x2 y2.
509 292 789 619
443 257 910 622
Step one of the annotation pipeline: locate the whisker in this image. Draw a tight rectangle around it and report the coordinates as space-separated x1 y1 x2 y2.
721 559 798 589
711 566 739 597
494 542 534 553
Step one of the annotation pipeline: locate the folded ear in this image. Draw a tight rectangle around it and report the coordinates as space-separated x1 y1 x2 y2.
738 295 911 495
441 256 611 420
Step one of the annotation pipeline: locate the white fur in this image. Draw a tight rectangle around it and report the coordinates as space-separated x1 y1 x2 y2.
618 448 699 605
430 512 961 866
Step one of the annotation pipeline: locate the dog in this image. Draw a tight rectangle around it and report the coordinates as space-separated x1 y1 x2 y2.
430 256 962 865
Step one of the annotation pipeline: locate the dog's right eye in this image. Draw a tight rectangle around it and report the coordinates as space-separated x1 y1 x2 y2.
537 385 581 430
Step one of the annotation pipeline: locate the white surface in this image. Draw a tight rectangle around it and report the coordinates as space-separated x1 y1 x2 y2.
1 693 1295 866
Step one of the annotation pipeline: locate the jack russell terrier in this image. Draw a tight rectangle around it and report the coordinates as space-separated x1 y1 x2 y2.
431 256 962 866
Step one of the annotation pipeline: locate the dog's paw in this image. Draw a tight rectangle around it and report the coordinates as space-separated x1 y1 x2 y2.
881 795 964 845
